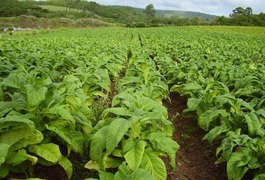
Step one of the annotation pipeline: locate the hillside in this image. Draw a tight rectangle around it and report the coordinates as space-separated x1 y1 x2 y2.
110 5 216 19
156 10 216 19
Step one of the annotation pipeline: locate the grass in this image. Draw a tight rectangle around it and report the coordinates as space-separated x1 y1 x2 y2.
40 5 79 12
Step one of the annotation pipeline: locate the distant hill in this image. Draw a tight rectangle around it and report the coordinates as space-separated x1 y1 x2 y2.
156 10 216 19
110 5 216 19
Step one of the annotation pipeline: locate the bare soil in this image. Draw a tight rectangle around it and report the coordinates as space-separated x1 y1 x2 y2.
163 93 227 180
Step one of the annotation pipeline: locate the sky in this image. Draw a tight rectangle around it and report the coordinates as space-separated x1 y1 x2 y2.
92 0 265 16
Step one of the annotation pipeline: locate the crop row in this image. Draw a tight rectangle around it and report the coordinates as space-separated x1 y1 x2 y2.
0 29 178 180
138 27 265 180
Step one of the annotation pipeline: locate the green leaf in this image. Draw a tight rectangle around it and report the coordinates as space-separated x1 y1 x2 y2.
254 174 265 180
28 143 62 164
123 139 146 170
0 143 10 166
84 160 100 170
0 116 34 130
0 101 14 117
178 83 202 92
106 118 131 154
99 171 114 180
103 108 131 118
114 162 130 180
45 120 72 145
227 148 253 180
203 124 229 143
147 132 179 169
90 126 108 163
0 164 9 178
2 73 25 89
114 163 154 180
26 86 47 111
245 113 264 136
127 168 154 180
198 109 229 131
59 156 73 180
6 149 38 166
0 126 33 146
11 130 43 151
140 149 166 180
187 98 201 111
103 156 122 169
44 105 75 125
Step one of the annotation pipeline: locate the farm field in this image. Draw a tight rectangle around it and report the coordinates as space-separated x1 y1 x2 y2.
0 26 265 180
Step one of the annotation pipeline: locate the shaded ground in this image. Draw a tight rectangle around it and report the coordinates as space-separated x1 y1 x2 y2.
163 93 227 180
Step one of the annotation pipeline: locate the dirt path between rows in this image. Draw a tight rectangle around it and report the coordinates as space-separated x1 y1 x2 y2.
163 93 227 180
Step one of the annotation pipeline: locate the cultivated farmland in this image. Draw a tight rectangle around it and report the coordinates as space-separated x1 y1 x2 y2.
0 26 265 180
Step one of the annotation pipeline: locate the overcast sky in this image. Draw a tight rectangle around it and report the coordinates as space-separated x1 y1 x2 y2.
92 0 265 16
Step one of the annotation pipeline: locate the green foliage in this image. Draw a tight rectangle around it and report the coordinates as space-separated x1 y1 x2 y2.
1 27 265 179
145 4 156 20
0 0 47 17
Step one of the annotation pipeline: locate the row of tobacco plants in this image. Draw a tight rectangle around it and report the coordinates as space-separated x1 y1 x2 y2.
0 29 178 179
139 27 265 180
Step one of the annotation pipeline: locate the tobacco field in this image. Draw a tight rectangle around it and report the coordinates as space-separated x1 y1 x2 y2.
0 26 265 180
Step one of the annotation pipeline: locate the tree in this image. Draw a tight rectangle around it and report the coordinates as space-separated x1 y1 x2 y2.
144 4 156 20
245 7 253 15
231 7 253 16
231 7 245 16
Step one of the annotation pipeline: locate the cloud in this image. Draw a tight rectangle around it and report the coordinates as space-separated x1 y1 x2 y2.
93 0 265 16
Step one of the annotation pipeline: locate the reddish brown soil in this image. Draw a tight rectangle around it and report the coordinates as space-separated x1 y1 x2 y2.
163 93 227 180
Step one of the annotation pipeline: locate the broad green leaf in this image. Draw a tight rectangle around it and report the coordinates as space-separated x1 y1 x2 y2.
106 118 131 154
253 174 265 180
227 148 253 180
99 171 114 180
103 156 122 169
113 162 130 179
187 98 201 111
114 163 154 180
65 95 82 109
245 113 264 136
44 105 75 125
12 130 43 151
6 149 38 166
59 156 73 180
103 108 131 118
127 168 154 180
0 143 10 166
0 116 34 130
147 132 179 169
26 86 47 111
67 131 84 155
203 124 229 143
84 160 100 170
0 101 14 117
45 121 72 144
90 126 108 163
198 109 229 131
123 139 146 170
2 73 25 89
140 150 166 180
240 100 254 112
28 143 62 163
0 164 9 178
183 82 202 91
0 126 32 146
